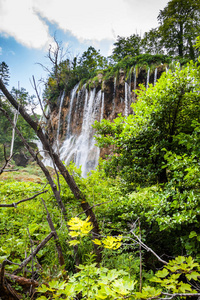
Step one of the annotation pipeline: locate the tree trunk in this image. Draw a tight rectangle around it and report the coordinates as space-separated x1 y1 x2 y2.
178 22 184 58
0 78 102 262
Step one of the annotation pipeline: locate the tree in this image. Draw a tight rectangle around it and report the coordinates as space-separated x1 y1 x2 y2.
94 62 200 187
0 87 36 164
111 34 142 62
76 46 108 79
158 0 200 60
0 61 9 86
141 28 164 55
0 77 102 262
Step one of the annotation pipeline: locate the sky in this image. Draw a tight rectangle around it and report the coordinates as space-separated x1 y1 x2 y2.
0 0 169 97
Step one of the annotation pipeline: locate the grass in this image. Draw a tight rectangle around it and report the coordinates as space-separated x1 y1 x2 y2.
0 162 46 183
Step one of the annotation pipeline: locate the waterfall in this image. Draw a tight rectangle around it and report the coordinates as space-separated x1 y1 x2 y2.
125 79 132 117
133 67 137 99
100 92 105 121
74 89 81 122
154 68 157 86
146 68 150 89
75 88 98 177
38 64 170 177
59 87 102 177
66 82 79 137
112 77 116 113
57 91 65 143
125 82 129 117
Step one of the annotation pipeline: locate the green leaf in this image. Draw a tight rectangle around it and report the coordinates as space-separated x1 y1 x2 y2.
37 284 49 293
189 231 197 239
178 282 193 293
186 271 200 281
155 268 169 278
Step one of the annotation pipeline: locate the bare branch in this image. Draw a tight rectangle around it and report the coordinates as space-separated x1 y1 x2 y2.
0 145 13 175
158 292 200 300
0 189 48 208
0 259 22 300
0 77 102 263
138 219 142 292
27 228 34 282
32 75 49 119
41 198 65 267
3 168 19 172
12 232 55 275
130 230 168 265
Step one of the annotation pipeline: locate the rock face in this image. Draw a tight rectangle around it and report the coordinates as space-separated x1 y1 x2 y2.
40 65 166 176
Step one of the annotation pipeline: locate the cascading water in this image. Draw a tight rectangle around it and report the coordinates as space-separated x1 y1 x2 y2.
154 68 157 86
59 87 103 177
100 92 104 121
146 68 150 89
124 77 132 117
57 91 65 143
75 89 99 177
66 83 79 138
124 82 129 117
39 64 164 177
133 67 137 99
112 77 116 113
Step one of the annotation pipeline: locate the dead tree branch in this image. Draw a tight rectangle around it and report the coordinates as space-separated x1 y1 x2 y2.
0 259 22 300
32 75 49 119
130 230 168 265
0 145 13 175
13 232 55 275
41 198 65 267
3 168 19 172
0 78 102 262
0 189 48 208
158 292 200 300
6 273 39 288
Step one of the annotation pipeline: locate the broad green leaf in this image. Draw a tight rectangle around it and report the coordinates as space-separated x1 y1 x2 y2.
155 268 169 278
186 271 200 281
37 284 49 293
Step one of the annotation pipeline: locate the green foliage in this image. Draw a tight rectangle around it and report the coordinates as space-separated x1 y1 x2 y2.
151 256 200 293
94 61 200 186
0 61 9 86
78 46 108 79
0 87 36 164
141 29 164 55
111 34 142 62
37 264 136 299
158 0 200 59
0 179 74 274
0 181 47 269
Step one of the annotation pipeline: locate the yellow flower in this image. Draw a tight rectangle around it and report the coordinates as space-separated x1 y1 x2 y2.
102 236 122 250
93 239 102 246
69 240 80 246
67 217 93 238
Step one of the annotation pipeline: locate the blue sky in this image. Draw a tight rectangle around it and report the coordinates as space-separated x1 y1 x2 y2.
0 0 169 97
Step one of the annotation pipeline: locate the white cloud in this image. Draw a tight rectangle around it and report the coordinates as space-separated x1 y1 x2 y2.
33 0 169 41
33 0 133 42
0 46 2 55
0 0 52 49
0 0 169 50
